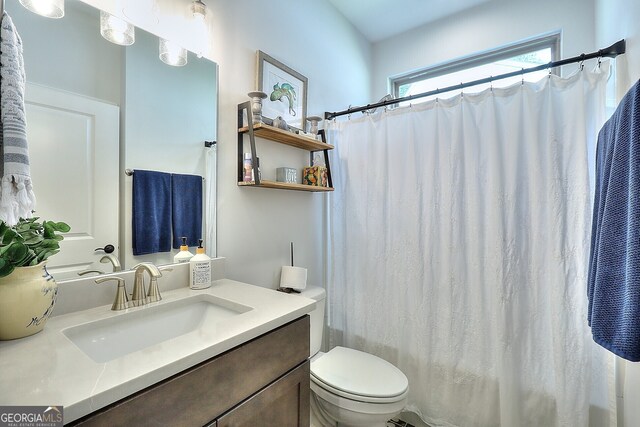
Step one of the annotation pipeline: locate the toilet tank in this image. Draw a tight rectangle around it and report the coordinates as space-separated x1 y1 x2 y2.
297 286 326 357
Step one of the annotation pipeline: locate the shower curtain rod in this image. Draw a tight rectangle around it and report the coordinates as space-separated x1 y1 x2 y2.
324 39 626 120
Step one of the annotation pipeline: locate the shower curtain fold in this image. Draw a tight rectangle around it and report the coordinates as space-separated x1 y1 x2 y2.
327 67 614 427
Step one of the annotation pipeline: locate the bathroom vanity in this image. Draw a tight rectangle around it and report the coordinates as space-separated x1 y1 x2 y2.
71 316 310 426
0 279 314 426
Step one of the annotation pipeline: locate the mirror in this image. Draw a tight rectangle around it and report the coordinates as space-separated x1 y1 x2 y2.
5 0 218 280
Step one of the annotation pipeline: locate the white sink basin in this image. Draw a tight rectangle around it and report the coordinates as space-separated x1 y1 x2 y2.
62 294 252 363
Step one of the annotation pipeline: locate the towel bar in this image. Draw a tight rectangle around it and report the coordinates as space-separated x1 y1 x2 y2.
125 169 205 180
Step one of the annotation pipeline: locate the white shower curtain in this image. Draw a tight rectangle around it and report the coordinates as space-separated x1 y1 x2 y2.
327 67 613 427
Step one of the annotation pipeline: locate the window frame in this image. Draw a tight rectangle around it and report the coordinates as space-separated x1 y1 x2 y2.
390 32 561 99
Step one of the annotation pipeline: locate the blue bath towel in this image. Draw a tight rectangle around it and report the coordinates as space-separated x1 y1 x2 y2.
132 170 172 255
588 80 640 362
171 173 202 249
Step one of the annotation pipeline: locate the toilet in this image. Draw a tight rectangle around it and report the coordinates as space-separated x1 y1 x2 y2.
297 286 409 427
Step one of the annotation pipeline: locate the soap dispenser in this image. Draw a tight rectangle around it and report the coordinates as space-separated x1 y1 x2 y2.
174 237 194 263
189 239 212 290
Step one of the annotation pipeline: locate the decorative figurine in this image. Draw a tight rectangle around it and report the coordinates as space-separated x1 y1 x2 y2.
273 116 288 130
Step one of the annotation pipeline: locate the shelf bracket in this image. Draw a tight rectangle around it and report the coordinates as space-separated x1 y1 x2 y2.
237 102 261 185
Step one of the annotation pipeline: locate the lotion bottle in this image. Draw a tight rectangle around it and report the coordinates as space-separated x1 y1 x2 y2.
174 237 194 263
189 239 211 289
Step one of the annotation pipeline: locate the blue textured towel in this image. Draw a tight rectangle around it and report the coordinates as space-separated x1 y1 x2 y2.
171 173 203 249
132 170 172 255
588 80 640 362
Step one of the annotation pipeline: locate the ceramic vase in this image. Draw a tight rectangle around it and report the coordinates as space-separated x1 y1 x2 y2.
0 262 57 340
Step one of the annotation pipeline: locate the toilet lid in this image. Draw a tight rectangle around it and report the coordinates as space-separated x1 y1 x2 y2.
310 346 408 399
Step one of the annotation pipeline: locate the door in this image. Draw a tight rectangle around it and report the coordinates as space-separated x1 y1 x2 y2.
24 83 119 279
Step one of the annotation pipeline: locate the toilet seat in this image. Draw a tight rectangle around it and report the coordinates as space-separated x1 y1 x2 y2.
310 346 409 404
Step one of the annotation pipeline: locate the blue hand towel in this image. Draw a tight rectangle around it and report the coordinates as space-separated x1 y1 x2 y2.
171 173 202 249
588 80 640 362
132 170 172 255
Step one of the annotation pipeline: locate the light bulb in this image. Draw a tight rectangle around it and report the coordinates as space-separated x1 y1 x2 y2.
19 0 64 18
159 39 188 67
100 11 135 46
191 0 207 22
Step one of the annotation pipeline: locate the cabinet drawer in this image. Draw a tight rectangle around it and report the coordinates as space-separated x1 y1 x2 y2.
217 361 310 427
71 315 310 426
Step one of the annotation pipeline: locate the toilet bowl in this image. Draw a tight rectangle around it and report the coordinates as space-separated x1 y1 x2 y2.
297 286 408 427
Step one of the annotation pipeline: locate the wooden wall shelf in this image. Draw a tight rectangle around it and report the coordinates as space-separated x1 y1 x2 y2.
238 180 334 192
238 123 334 151
237 101 334 192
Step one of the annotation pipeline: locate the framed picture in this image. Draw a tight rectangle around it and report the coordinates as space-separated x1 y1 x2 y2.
256 51 307 130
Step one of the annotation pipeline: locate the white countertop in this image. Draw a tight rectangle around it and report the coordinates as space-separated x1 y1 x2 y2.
0 279 315 423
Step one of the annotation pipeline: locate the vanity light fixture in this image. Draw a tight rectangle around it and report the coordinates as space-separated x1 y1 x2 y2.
159 38 188 67
100 11 135 46
18 0 64 18
191 0 207 22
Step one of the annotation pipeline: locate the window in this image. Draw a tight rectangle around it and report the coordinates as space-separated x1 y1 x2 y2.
390 33 561 105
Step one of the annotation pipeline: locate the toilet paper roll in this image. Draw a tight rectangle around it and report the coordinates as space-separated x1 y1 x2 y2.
280 266 307 290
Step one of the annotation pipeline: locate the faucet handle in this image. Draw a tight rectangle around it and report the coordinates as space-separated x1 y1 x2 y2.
78 269 104 276
95 276 129 311
147 267 173 303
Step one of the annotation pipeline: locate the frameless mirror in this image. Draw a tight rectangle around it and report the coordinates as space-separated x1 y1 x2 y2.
5 0 218 281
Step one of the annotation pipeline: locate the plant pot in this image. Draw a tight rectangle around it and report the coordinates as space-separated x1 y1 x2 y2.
0 262 57 340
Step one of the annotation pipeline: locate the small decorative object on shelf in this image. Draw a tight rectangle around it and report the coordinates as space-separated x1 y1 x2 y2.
247 91 268 124
306 116 322 136
272 116 288 130
276 167 298 184
243 153 253 182
303 165 328 187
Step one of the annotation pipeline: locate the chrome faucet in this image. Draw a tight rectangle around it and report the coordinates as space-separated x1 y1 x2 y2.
100 254 122 272
78 255 122 276
131 263 162 307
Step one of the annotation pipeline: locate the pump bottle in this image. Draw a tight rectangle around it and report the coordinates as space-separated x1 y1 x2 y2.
189 239 212 289
174 237 194 263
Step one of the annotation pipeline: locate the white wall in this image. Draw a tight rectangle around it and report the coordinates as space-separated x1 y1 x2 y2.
210 0 371 288
595 1 640 425
371 0 596 100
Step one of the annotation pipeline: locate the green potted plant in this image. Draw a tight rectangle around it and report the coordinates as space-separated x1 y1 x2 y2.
0 217 70 340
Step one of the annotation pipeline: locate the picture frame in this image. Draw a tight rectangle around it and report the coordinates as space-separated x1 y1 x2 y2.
256 51 307 131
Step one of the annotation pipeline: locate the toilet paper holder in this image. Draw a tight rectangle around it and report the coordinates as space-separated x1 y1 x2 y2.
279 242 307 292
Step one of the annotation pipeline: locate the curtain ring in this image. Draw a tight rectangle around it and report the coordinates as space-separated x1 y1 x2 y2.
521 68 525 85
490 77 493 92
579 60 585 71
598 56 602 68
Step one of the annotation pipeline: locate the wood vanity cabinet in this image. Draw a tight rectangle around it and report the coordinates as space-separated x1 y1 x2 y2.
69 316 310 427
